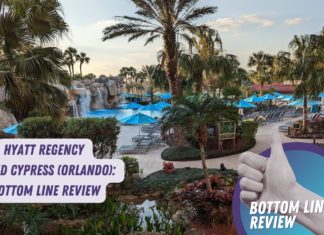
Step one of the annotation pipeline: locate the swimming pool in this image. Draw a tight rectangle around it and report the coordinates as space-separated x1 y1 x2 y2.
84 109 162 120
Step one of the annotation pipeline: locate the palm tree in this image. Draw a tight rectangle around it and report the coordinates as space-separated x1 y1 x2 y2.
178 53 205 93
162 94 238 192
191 28 223 60
272 51 294 85
120 67 129 93
64 47 78 77
179 29 235 95
0 0 69 120
102 0 217 100
127 67 137 95
289 34 324 132
140 65 169 100
248 51 273 96
76 52 90 77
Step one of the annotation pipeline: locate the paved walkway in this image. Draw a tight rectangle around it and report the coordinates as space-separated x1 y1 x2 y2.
116 120 321 177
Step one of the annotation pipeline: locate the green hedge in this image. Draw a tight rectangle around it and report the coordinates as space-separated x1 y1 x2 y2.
240 120 258 139
161 138 256 161
121 156 139 176
19 117 120 158
18 117 62 138
132 168 238 193
61 118 120 158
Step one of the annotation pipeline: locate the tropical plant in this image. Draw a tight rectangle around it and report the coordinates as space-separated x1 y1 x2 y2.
119 67 138 94
289 34 324 131
64 47 78 77
0 0 70 120
20 117 120 158
178 53 205 93
222 85 242 106
76 52 90 77
178 28 238 95
120 67 130 92
179 52 238 96
121 156 140 176
0 204 48 235
102 0 217 99
161 94 239 192
272 51 294 85
139 65 167 100
83 73 96 80
248 51 274 95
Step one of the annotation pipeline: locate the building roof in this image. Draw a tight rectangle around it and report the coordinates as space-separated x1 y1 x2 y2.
252 83 294 94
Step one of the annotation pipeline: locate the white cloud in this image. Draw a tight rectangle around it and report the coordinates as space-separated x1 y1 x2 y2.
207 18 242 32
208 14 274 32
285 17 303 26
241 14 274 27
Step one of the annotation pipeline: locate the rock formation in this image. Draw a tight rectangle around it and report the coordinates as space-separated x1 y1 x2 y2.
68 76 123 117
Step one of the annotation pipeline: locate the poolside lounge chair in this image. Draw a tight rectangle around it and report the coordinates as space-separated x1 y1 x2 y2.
118 135 166 155
118 137 158 155
132 134 156 143
141 122 160 134
118 145 148 154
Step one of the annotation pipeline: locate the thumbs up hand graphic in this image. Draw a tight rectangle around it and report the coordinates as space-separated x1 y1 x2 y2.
239 131 297 205
238 131 324 234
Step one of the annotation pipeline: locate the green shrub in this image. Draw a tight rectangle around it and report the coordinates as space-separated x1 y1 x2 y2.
161 146 200 161
132 168 238 193
62 118 120 159
121 156 139 176
161 138 256 161
19 117 120 158
240 120 258 138
59 197 183 235
18 117 62 138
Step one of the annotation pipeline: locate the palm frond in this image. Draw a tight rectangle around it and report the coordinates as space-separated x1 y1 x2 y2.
183 6 217 21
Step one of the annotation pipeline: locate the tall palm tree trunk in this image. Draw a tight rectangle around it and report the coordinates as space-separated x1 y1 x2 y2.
71 64 75 77
163 31 180 101
198 127 212 192
260 82 264 96
67 65 72 77
80 62 83 77
131 79 134 95
303 95 308 133
199 143 212 192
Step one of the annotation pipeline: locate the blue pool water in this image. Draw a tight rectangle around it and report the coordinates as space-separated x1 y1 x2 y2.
84 109 162 120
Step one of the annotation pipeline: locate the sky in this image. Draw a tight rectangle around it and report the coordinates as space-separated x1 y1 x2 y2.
57 0 324 76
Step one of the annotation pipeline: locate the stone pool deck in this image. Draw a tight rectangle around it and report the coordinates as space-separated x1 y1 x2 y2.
116 120 320 177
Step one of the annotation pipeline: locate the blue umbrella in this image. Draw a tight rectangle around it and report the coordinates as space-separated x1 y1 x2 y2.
122 102 143 109
139 104 161 118
120 112 157 125
261 94 277 100
244 96 265 103
120 113 157 135
272 92 283 97
282 95 294 101
277 95 287 99
289 99 320 107
154 102 171 110
160 92 172 100
318 93 324 98
2 124 19 135
236 101 257 109
139 104 161 112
